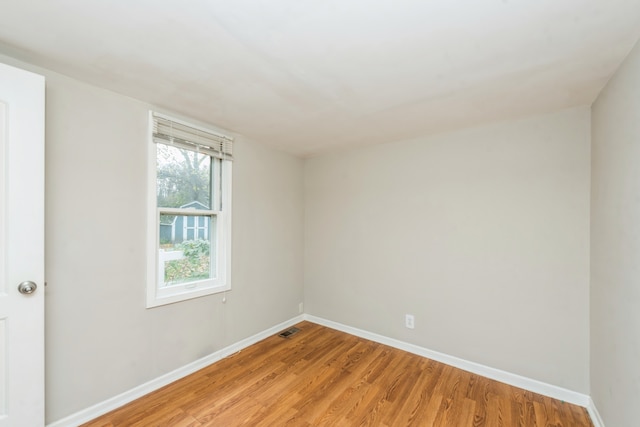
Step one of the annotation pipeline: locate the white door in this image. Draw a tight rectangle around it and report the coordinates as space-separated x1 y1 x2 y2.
0 62 45 426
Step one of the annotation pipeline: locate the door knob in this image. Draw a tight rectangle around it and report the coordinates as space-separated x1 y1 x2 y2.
18 281 37 295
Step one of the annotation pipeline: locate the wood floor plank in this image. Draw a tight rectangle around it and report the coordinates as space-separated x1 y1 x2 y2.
382 359 443 426
82 322 593 427
313 346 386 424
570 401 594 426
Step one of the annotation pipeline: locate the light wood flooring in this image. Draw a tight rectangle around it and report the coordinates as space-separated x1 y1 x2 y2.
83 321 593 426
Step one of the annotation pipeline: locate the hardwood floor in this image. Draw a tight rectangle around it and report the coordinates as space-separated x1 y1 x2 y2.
83 322 593 426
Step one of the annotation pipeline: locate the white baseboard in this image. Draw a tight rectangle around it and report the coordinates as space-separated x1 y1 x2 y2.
304 314 591 408
586 397 606 427
48 313 599 427
47 315 305 427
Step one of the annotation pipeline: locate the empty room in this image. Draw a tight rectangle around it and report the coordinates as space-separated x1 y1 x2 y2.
0 1 638 426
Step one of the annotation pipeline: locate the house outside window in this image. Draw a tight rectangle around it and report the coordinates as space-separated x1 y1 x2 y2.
147 112 233 307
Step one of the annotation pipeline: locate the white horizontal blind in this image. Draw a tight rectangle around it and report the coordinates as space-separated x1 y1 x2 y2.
152 113 233 160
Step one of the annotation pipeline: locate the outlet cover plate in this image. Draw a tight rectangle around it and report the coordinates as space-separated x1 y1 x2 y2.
405 314 415 329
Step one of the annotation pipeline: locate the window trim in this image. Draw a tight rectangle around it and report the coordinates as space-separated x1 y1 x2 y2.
146 111 232 308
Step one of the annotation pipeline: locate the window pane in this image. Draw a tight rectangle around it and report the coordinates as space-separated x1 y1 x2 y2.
156 143 211 209
159 215 215 287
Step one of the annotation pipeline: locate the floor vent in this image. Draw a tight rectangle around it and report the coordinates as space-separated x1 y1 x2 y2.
278 327 300 338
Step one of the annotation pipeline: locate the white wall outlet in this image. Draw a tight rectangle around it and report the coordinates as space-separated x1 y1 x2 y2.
299 302 304 314
405 314 415 329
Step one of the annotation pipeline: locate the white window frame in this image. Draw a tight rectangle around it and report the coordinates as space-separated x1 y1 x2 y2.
146 112 232 308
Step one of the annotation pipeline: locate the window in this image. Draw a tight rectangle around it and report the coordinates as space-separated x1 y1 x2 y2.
147 112 233 307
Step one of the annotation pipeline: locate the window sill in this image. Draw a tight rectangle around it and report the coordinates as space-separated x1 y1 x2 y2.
146 283 230 308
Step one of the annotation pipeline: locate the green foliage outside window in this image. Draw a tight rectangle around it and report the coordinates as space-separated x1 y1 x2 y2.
164 239 211 284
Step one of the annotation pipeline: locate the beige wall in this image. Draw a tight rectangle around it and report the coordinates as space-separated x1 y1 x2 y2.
591 39 640 427
0 54 305 424
305 107 591 393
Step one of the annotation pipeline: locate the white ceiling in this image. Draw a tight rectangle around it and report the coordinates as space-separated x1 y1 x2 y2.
1 1 639 157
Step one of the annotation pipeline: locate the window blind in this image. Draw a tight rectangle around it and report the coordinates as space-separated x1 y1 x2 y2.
152 113 233 160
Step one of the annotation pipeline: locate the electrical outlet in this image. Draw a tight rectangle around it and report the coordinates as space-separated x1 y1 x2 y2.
405 314 415 329
299 302 304 314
